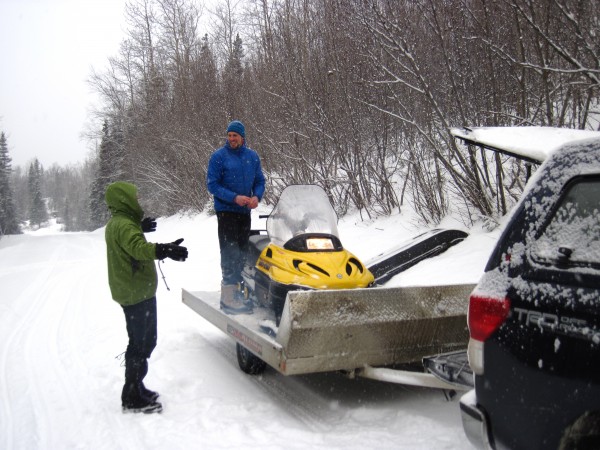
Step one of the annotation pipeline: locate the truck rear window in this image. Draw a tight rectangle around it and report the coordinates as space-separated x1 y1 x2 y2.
530 177 600 269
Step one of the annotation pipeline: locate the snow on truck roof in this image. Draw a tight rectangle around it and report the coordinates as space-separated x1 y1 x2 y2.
451 126 600 164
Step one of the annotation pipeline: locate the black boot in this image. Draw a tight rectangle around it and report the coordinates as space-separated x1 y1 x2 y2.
122 382 162 414
122 355 162 413
140 382 159 402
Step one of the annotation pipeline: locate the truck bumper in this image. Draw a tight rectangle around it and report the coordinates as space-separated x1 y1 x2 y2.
459 389 493 449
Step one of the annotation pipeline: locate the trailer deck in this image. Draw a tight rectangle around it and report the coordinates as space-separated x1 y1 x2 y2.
183 283 476 389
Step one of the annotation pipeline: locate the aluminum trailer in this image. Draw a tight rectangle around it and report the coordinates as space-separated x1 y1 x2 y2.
182 283 475 390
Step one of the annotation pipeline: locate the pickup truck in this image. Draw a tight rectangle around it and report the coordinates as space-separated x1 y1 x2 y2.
453 130 600 449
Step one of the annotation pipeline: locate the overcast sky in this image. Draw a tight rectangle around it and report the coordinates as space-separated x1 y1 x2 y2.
0 0 127 168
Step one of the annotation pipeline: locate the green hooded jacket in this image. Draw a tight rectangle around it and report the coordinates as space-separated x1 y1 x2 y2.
105 181 158 306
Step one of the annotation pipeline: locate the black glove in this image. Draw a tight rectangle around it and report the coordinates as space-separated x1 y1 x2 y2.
156 238 188 261
141 217 157 233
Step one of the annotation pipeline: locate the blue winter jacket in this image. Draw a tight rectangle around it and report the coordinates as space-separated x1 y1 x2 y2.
206 141 266 214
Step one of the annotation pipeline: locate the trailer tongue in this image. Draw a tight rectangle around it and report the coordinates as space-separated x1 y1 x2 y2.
182 283 475 389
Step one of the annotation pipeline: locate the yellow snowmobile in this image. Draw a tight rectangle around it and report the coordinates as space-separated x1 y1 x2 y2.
242 185 374 324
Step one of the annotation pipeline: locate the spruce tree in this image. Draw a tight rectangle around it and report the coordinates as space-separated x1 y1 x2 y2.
223 34 245 119
62 200 73 232
89 121 123 229
28 158 48 228
0 132 20 235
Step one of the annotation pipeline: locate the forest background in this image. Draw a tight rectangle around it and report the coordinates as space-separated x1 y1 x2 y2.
1 0 599 236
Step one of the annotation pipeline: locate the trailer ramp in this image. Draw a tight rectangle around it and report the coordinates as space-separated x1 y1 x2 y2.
182 290 285 372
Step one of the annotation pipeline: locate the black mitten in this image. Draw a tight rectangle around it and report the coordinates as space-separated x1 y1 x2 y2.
156 238 188 261
141 217 157 233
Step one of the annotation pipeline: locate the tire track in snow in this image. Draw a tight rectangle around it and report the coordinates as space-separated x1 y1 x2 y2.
188 315 441 441
0 236 66 449
33 234 123 448
0 234 110 449
199 330 345 432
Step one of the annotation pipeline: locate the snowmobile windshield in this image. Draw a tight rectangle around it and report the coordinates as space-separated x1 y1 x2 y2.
267 185 340 248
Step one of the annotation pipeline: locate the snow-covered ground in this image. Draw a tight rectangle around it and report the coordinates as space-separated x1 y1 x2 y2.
0 208 501 449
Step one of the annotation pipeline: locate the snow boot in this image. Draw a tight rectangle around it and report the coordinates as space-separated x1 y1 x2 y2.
140 382 159 402
122 382 163 414
220 283 253 315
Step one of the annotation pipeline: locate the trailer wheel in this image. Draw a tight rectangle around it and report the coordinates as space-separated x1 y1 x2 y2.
236 343 267 375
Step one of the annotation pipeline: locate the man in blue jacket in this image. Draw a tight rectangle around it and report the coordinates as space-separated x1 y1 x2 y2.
207 120 266 314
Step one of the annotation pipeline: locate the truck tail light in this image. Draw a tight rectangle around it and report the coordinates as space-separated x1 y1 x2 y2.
468 295 511 341
467 295 511 375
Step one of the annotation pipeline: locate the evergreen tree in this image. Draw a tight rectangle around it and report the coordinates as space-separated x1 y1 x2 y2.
28 158 48 228
89 121 123 229
0 132 20 235
42 161 95 232
223 34 245 119
62 200 73 231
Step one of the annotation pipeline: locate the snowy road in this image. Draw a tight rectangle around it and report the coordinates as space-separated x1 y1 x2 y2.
0 218 477 449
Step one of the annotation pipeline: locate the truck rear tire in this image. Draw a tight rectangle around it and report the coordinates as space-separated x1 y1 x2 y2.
236 343 267 375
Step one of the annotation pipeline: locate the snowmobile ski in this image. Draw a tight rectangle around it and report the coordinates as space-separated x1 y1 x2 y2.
366 228 468 285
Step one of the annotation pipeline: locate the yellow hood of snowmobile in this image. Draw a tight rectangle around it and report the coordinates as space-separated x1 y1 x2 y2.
255 243 374 289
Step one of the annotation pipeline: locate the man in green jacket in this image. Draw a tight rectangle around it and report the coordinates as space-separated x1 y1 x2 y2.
105 181 188 414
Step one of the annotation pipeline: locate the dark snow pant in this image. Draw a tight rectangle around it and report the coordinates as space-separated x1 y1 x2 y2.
121 297 157 399
217 212 251 285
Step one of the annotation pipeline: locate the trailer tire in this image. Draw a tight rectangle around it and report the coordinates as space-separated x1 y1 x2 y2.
236 343 267 375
